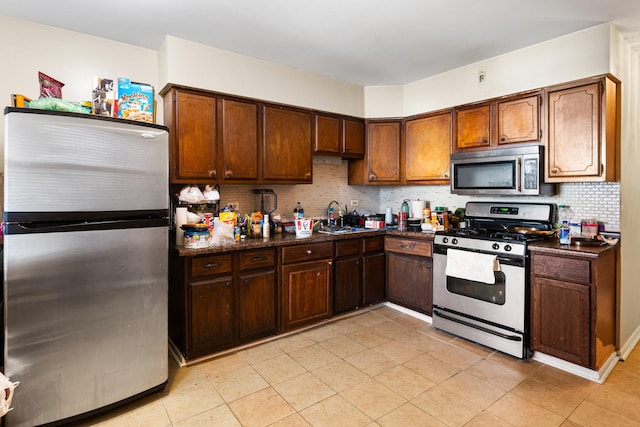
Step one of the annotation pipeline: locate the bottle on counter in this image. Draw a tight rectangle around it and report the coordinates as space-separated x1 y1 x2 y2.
559 205 580 237
559 220 571 244
293 201 304 219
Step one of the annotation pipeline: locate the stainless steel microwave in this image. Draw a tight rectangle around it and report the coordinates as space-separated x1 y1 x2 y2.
450 145 556 196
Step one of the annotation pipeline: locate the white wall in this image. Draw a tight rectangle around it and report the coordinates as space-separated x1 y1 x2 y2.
158 36 364 117
0 15 159 168
612 30 640 357
364 24 613 117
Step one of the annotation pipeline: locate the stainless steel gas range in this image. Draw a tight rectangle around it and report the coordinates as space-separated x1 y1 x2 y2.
432 201 558 359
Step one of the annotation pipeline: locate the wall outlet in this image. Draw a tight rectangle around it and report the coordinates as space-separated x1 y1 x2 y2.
478 70 486 85
228 202 239 211
350 199 359 207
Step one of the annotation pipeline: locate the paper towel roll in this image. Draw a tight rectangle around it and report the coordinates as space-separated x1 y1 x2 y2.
410 200 426 219
175 207 188 246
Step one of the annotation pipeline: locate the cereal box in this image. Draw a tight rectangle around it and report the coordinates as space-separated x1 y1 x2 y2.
115 78 154 123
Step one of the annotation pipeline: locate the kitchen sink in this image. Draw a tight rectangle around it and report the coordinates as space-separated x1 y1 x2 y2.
317 225 382 235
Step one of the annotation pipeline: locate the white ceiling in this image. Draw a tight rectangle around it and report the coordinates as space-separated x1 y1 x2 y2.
2 0 640 86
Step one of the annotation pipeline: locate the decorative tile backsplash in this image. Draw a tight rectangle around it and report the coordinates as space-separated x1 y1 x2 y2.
214 159 621 231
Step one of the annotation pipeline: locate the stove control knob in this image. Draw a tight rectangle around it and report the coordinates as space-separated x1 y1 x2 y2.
442 237 449 244
452 238 458 245
492 243 500 250
504 245 512 252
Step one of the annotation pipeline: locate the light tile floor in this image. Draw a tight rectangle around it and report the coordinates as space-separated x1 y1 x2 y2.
74 306 640 427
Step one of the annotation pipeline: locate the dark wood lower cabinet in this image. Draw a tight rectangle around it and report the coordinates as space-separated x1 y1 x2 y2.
170 248 277 360
282 259 332 331
333 236 385 315
385 237 433 315
530 245 617 370
190 278 234 356
237 269 277 342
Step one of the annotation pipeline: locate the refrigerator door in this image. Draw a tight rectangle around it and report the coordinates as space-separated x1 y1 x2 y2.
3 225 168 427
4 109 168 215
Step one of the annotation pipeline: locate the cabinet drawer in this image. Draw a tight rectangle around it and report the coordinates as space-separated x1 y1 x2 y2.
385 237 432 257
363 236 384 253
239 248 276 271
190 254 233 278
335 239 360 258
282 242 333 264
531 253 591 284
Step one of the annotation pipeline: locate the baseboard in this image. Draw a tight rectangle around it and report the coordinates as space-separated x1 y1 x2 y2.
384 302 433 324
532 351 619 383
618 323 640 360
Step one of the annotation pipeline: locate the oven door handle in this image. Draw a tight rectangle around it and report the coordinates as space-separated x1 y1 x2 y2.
433 309 522 342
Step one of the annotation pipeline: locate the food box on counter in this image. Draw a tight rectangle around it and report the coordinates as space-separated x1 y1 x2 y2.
114 78 154 123
365 220 385 229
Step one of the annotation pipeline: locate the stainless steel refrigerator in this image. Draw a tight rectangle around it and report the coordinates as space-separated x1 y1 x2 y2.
2 108 169 426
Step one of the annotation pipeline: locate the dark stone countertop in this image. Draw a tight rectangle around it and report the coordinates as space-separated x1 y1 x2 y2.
173 228 435 256
528 238 619 258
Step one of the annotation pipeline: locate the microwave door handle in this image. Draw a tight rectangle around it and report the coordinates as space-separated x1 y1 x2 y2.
516 158 522 192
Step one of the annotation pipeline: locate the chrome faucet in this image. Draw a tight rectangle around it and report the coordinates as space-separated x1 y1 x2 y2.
327 200 340 226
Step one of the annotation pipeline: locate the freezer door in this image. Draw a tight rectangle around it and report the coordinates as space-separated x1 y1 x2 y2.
4 110 168 213
3 226 168 427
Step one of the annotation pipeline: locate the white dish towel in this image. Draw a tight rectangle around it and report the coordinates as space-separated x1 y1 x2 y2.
445 249 500 284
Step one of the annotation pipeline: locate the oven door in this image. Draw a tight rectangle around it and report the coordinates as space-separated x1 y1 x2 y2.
432 250 526 332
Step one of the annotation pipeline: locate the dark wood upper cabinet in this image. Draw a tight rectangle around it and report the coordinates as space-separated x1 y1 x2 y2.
220 98 259 181
349 120 402 185
314 113 365 158
404 111 452 183
546 76 619 182
498 95 540 145
263 105 313 183
455 104 491 150
454 92 541 152
164 89 218 183
314 113 341 154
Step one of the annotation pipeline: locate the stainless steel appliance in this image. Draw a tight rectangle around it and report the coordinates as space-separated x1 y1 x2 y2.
450 145 556 196
432 201 557 358
2 108 169 426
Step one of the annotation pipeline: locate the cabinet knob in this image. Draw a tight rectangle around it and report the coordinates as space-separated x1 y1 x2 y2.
551 168 559 174
443 172 449 178
306 250 313 255
225 170 234 178
500 136 506 142
482 138 488 144
369 175 376 181
304 172 312 180
208 169 217 178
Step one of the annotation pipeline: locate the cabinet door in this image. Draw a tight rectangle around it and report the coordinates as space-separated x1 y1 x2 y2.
404 112 451 183
314 113 341 155
333 256 361 315
455 105 491 150
189 277 234 356
174 91 218 181
367 121 402 183
386 252 432 315
363 251 385 305
498 95 540 145
531 276 591 367
238 269 277 341
547 83 601 180
343 118 365 158
263 105 312 182
282 259 332 331
220 99 259 181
